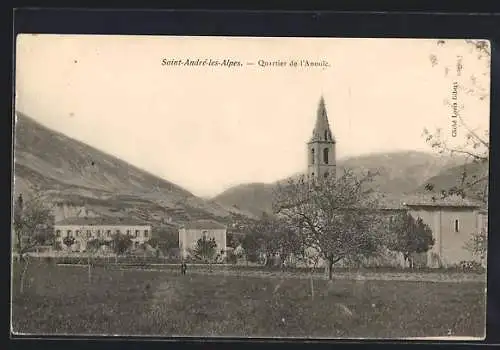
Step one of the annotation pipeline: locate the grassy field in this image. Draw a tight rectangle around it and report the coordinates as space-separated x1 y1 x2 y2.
11 262 486 338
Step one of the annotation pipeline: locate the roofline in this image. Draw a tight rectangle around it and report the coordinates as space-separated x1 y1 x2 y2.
55 222 152 226
403 203 481 209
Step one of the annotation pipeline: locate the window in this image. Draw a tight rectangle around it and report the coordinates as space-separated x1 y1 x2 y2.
116 229 121 235
311 148 315 164
144 230 149 238
106 230 111 237
86 230 91 238
324 172 329 179
75 230 80 237
455 219 460 233
97 230 101 238
135 230 140 238
324 130 328 141
66 230 72 237
202 230 208 239
126 230 131 236
56 230 61 237
323 148 329 164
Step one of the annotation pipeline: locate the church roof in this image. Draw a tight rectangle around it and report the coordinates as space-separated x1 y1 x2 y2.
309 96 335 143
371 192 484 210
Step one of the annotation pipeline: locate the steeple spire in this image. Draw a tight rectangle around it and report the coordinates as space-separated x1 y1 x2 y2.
310 96 335 143
306 95 337 181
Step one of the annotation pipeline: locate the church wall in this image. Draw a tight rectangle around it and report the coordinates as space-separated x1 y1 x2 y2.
440 208 478 266
408 206 480 267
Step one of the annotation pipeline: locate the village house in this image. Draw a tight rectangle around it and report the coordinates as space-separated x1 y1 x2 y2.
179 219 227 259
54 217 152 251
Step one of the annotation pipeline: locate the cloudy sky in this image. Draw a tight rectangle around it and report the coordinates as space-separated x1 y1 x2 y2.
15 35 490 197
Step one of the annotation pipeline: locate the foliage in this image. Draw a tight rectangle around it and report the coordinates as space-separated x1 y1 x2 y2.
192 236 218 263
146 238 160 248
112 234 133 255
241 232 262 263
62 236 76 248
13 193 53 294
387 212 435 267
153 226 178 250
13 194 53 256
464 230 487 261
226 232 240 249
273 169 386 279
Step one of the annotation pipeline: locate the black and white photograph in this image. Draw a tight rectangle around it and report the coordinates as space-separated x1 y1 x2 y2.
11 35 490 339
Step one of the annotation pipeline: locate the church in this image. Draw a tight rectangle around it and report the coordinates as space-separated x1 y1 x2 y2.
304 96 487 268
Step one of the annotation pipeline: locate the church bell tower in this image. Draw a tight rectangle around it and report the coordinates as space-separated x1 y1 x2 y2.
307 96 336 181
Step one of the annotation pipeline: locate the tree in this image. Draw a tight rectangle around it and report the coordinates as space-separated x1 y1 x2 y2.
273 169 385 280
241 232 263 264
387 212 435 269
13 193 53 294
112 233 133 256
464 230 487 264
192 236 218 270
423 39 490 205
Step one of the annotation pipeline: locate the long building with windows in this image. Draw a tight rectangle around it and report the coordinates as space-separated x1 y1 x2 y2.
54 217 152 251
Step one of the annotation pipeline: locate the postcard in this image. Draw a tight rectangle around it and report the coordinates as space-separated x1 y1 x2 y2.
12 35 489 339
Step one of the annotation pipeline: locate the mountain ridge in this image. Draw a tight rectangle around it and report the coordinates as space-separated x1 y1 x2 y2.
13 112 256 224
212 150 470 217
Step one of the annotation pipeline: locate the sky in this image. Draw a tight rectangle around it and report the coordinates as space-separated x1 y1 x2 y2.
15 35 490 197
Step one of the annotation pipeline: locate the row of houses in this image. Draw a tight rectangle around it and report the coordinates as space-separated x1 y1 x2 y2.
49 192 488 268
53 216 227 258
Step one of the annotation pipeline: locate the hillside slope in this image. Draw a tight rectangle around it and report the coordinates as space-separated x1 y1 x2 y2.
13 113 252 224
212 151 468 218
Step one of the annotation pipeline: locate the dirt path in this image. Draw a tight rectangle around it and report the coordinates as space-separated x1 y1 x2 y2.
110 266 485 283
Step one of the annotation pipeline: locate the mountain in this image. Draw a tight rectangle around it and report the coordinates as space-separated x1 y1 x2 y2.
212 151 468 218
415 160 489 203
13 112 255 225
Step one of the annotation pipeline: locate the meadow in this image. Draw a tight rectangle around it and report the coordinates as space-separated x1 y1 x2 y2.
11 262 486 339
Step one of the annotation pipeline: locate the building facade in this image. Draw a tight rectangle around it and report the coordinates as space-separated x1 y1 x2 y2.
179 219 227 259
54 217 152 251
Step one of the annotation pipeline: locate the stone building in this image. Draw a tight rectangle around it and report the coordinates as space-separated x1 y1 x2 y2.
178 219 227 259
54 217 152 251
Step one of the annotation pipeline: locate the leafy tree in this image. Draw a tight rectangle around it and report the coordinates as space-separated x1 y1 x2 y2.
464 230 487 264
112 233 133 256
13 193 53 294
192 236 218 268
62 236 76 249
387 212 435 268
241 232 262 264
147 237 160 248
226 232 241 249
273 169 385 280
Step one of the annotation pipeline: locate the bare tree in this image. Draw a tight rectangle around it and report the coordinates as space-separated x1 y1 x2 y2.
273 170 386 280
13 193 53 294
423 39 490 204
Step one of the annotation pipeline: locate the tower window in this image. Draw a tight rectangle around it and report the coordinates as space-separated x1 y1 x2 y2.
324 130 328 141
324 172 329 179
311 172 315 178
454 219 460 233
311 148 315 164
323 148 329 164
